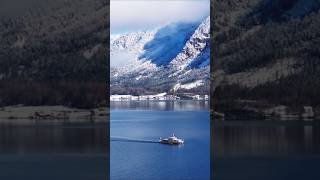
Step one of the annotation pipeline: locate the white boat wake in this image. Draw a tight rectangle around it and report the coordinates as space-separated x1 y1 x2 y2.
110 136 158 144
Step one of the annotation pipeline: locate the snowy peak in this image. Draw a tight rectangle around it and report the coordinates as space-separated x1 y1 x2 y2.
170 16 210 69
110 16 210 93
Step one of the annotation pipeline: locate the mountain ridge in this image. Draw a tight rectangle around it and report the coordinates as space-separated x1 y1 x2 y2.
110 16 210 94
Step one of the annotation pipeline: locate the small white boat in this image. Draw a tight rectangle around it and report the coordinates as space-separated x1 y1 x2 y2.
159 133 184 145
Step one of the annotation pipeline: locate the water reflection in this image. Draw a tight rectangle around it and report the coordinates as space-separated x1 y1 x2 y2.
0 122 108 154
213 120 320 180
111 100 209 111
214 121 320 157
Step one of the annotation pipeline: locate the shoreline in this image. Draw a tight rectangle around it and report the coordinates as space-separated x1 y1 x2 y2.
110 99 210 102
214 100 320 121
0 105 109 121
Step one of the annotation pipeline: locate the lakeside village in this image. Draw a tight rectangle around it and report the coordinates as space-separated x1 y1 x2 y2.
110 92 209 101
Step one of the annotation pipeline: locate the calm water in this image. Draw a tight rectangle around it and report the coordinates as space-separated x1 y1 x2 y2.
0 121 108 180
214 120 320 180
110 101 210 180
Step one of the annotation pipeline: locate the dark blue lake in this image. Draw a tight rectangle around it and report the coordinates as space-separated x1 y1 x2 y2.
214 120 320 180
0 121 108 180
110 101 210 180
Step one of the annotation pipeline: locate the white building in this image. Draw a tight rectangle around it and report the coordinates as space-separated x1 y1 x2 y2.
110 95 133 101
110 92 180 101
192 95 209 100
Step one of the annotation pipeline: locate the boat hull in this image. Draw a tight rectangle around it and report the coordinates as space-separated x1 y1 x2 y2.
159 139 184 145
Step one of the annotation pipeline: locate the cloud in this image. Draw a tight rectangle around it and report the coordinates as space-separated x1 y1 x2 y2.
111 0 210 33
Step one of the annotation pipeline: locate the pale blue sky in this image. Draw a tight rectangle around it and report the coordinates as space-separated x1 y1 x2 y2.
111 0 210 34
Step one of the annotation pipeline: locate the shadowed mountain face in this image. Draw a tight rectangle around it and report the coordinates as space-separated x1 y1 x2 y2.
139 22 199 66
248 0 320 22
0 0 109 108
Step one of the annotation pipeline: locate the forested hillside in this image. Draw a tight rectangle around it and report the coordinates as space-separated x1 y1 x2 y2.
211 0 320 118
0 0 108 108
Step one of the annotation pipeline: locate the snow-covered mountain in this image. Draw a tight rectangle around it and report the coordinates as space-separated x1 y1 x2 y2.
110 16 210 94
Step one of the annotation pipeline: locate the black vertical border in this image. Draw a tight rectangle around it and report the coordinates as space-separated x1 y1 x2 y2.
106 0 111 179
210 0 214 179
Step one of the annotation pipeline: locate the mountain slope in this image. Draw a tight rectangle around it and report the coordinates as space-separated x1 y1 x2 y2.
110 17 210 94
139 22 199 66
246 0 320 23
0 0 108 108
212 0 320 111
0 0 108 82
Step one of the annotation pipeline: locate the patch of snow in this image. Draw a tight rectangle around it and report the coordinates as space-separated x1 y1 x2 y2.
173 80 204 91
135 75 143 80
180 80 205 89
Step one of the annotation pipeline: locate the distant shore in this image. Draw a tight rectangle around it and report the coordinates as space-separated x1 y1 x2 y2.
213 100 320 121
110 93 209 101
110 99 210 102
0 105 109 121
